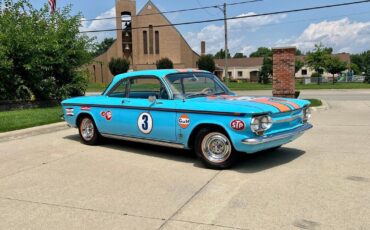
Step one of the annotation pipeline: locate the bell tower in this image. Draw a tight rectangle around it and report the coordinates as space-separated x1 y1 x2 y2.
115 0 136 63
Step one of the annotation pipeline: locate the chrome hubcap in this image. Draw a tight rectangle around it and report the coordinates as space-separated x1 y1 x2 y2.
80 118 94 141
201 132 231 163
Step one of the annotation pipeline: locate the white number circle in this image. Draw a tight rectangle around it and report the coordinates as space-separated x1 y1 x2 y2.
137 112 153 134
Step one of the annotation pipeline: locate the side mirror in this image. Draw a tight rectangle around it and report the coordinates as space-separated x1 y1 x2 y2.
148 95 157 103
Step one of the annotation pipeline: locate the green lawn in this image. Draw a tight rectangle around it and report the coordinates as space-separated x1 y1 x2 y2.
86 83 108 92
0 107 63 133
306 99 323 107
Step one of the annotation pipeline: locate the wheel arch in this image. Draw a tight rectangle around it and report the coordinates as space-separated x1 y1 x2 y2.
187 123 232 149
76 112 96 128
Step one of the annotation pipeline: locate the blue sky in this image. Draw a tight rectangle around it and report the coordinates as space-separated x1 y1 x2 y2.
28 0 370 55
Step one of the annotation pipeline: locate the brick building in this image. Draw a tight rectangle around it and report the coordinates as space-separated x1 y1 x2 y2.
89 0 199 84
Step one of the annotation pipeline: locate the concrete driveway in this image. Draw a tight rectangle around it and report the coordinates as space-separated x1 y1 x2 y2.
1 89 370 230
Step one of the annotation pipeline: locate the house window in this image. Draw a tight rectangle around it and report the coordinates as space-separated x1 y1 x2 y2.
143 31 148 54
228 72 232 77
149 25 154 54
155 31 160 54
301 69 307 76
238 71 243 77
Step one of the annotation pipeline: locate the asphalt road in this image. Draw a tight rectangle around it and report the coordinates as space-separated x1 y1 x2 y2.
1 89 370 230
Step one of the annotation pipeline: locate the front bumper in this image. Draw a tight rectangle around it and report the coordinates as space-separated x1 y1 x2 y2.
242 123 313 145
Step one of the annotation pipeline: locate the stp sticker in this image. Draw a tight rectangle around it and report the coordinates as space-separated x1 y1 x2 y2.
231 120 245 131
101 111 112 121
178 114 190 129
138 112 153 134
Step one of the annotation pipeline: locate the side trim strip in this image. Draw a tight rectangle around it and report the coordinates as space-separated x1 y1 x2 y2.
62 103 245 116
101 133 185 149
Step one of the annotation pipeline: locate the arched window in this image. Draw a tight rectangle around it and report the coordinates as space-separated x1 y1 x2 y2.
149 25 154 54
155 31 160 54
143 31 148 54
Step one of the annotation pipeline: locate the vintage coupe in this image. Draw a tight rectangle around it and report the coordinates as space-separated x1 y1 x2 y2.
62 69 312 169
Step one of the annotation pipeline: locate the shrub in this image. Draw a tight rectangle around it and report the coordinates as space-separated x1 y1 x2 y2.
197 55 216 72
108 58 130 76
156 58 173 69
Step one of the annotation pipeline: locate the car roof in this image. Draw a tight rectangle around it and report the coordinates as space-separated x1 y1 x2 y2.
113 69 210 82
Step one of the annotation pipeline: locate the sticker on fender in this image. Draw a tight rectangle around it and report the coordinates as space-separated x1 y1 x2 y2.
231 120 245 131
138 112 153 134
178 114 190 129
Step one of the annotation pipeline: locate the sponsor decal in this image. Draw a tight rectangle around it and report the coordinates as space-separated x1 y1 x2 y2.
101 111 112 121
81 106 91 111
230 120 246 131
138 112 153 134
66 108 74 116
178 114 190 129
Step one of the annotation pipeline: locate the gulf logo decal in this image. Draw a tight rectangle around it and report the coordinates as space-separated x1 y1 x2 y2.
230 120 245 131
101 111 112 121
178 114 190 129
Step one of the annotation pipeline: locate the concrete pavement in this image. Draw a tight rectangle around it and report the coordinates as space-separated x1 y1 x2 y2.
0 89 370 229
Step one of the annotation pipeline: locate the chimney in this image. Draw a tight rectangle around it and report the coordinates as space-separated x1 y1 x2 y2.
201 41 206 56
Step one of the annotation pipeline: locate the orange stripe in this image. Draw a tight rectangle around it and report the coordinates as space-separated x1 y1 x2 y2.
282 101 300 109
253 98 291 112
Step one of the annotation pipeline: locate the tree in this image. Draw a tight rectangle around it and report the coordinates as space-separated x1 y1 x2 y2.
351 51 370 74
305 44 332 84
233 53 246 58
197 55 216 72
260 57 272 84
0 0 94 101
108 58 130 76
296 49 303 56
325 56 347 84
295 60 304 74
365 52 370 84
214 49 231 59
93 38 116 57
250 47 272 58
156 57 173 69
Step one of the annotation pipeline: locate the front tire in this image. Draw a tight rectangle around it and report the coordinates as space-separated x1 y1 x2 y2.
195 129 237 169
78 116 100 145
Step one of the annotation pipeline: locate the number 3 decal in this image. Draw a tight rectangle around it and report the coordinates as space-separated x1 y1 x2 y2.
138 112 153 134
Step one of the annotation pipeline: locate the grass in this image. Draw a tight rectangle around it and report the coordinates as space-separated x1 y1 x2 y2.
306 99 323 107
0 107 63 133
86 83 109 93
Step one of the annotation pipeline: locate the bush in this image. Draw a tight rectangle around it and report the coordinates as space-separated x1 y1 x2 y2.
0 0 94 101
108 58 130 76
197 55 215 72
156 58 173 69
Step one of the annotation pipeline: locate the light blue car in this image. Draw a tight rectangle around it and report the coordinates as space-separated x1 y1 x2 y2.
62 69 312 169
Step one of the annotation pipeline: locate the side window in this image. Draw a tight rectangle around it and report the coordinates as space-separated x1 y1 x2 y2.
108 80 128 98
183 76 222 93
128 77 169 99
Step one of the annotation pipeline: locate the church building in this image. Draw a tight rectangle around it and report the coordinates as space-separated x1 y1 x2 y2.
89 0 200 84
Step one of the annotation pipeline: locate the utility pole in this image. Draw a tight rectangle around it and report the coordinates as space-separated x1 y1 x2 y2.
216 3 229 84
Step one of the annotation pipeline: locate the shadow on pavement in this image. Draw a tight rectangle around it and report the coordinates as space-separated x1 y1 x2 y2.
64 134 305 172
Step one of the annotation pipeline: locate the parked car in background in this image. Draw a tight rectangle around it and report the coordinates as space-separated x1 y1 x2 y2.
62 69 312 169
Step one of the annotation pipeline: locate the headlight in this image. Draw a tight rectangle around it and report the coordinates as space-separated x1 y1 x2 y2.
251 115 272 135
303 107 311 122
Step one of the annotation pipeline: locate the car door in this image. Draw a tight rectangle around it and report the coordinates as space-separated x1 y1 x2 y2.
121 76 178 142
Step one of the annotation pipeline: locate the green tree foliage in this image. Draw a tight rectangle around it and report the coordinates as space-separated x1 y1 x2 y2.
233 53 246 58
108 58 130 76
196 55 216 73
156 57 173 69
93 38 116 57
350 63 361 75
250 47 272 58
0 0 93 101
260 57 272 84
351 51 370 74
295 60 304 74
365 52 370 83
296 49 303 56
214 49 231 59
306 44 332 84
325 56 347 84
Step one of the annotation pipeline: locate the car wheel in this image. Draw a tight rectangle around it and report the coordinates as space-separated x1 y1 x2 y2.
195 128 237 169
78 116 100 145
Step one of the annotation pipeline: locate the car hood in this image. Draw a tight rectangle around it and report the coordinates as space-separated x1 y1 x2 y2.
184 95 310 115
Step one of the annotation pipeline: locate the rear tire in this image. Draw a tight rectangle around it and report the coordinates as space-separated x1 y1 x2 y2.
194 128 237 169
78 116 100 145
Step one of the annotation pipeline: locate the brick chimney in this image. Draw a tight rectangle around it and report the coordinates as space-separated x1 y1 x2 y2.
201 41 206 55
272 47 296 98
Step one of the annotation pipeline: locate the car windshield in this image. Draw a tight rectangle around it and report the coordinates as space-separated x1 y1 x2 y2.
165 72 231 99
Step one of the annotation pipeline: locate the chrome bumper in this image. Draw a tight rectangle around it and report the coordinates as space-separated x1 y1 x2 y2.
242 123 313 145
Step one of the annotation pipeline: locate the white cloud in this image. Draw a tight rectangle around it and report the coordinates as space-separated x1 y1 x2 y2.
185 12 286 56
80 7 116 42
276 18 370 53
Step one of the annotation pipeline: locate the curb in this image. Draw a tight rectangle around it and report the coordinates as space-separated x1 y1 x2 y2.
310 99 329 112
0 122 70 143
